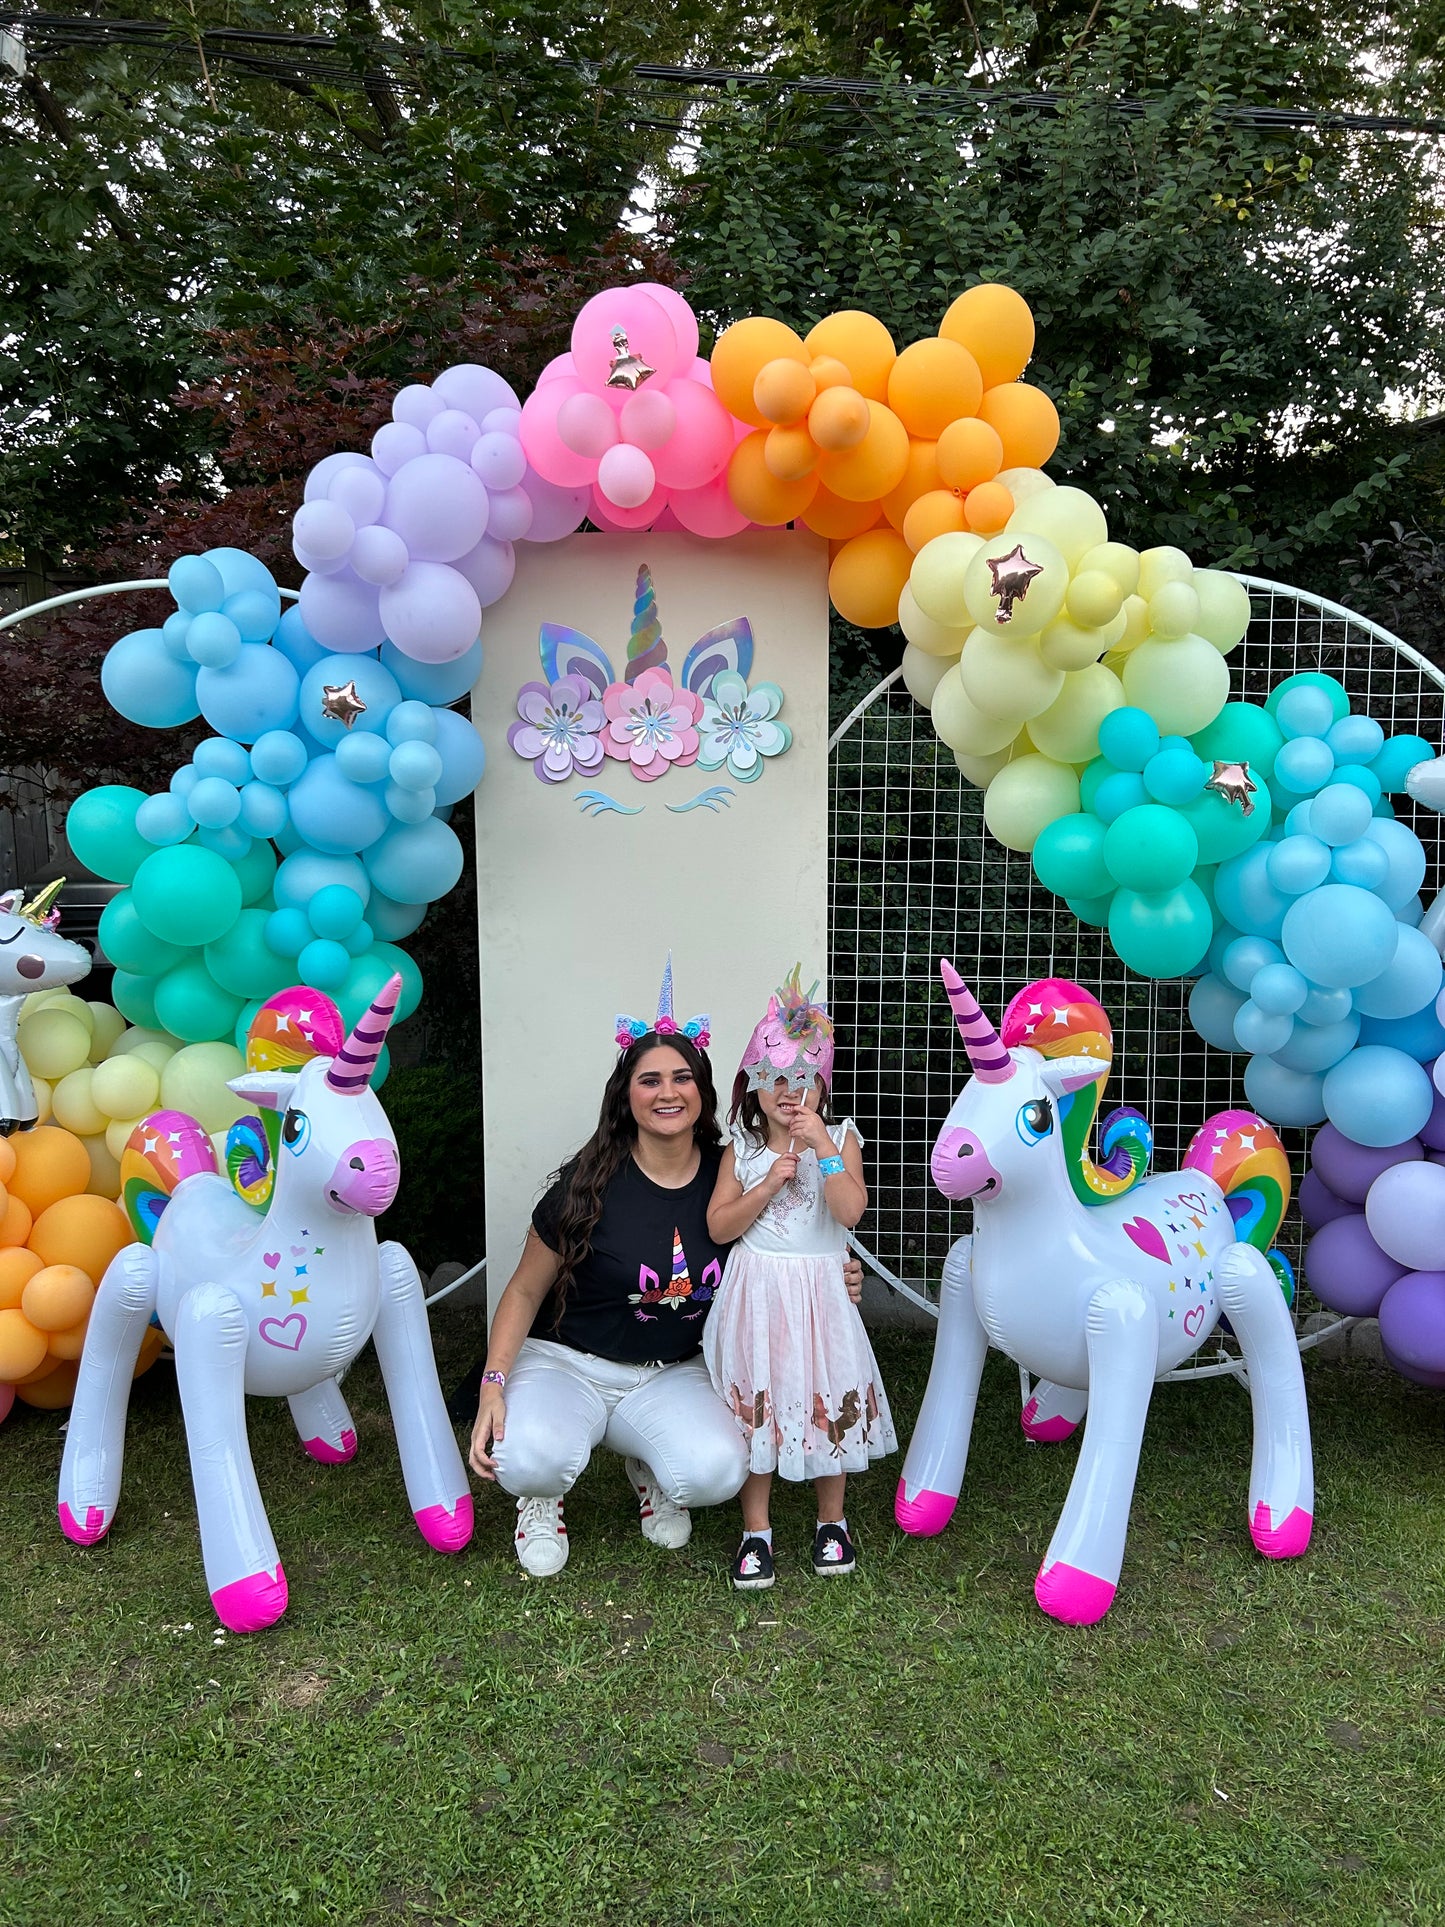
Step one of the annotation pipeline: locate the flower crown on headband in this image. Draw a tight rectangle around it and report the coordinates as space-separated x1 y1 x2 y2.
740 964 834 1093
614 953 711 1053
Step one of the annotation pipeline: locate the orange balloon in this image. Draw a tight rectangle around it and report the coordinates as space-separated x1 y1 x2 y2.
22 1263 95 1333
800 486 884 541
753 357 817 426
763 424 817 481
964 481 1016 534
903 489 967 553
27 1193 131 1282
828 528 914 630
939 283 1037 388
0 1138 15 1185
710 318 808 427
808 385 869 452
7 1125 91 1218
135 1325 166 1378
936 416 1005 491
808 355 852 391
816 402 910 504
45 1317 91 1362
727 430 819 525
0 1307 48 1381
0 1246 44 1310
977 382 1061 469
0 1192 32 1248
804 311 896 401
881 438 943 531
887 338 984 438
15 1359 79 1409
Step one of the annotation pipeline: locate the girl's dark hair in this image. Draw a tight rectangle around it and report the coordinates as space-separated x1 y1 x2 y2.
729 1070 834 1148
546 1033 723 1309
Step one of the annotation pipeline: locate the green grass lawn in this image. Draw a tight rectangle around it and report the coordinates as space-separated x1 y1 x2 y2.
2 1317 1443 1927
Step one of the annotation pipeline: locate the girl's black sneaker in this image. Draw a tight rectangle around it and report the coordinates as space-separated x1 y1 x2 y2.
812 1521 856 1576
732 1535 775 1590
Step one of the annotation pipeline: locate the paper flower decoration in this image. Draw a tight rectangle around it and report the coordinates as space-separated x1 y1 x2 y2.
507 676 606 785
601 668 702 782
697 672 791 783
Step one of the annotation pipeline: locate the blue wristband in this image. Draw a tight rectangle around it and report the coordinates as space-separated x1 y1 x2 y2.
818 1154 845 1177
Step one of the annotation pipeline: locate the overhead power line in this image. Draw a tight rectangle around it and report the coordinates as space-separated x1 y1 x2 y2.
2 9 1443 139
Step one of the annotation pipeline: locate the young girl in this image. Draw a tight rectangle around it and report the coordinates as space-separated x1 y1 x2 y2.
703 968 896 1589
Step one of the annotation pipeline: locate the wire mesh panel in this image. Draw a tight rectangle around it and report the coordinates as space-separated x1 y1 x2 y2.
826 577 1445 1367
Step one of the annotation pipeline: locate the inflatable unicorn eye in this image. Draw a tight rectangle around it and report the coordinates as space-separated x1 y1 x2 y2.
1016 1097 1054 1145
281 1109 312 1155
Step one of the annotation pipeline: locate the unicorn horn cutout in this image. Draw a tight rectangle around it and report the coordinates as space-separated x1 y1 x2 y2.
326 974 403 1095
939 960 1015 1083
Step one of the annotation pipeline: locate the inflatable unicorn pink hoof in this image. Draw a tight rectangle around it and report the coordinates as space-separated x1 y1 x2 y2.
1020 1398 1080 1444
1251 1502 1313 1560
58 1500 109 1546
303 1429 358 1465
213 1564 288 1635
894 1481 957 1536
415 1493 475 1553
1035 1562 1116 1626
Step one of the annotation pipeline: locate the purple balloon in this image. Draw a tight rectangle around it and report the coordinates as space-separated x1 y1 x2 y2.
303 450 370 504
371 420 427 477
298 568 387 653
432 364 522 422
351 524 410 588
1364 1158 1445 1270
382 453 489 563
520 470 589 543
1304 1212 1405 1316
1420 1083 1445 1151
1308 1122 1422 1203
1298 1168 1354 1231
327 462 386 528
293 500 354 563
1378 1271 1445 1387
392 383 445 431
471 431 528 492
485 485 535 543
378 562 482 664
451 535 516 609
426 408 482 460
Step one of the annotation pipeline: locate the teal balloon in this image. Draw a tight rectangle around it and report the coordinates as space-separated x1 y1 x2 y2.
1190 702 1283 779
1103 805 1198 892
1033 814 1113 900
298 938 352 991
1189 973 1248 1052
1109 880 1214 978
1065 891 1115 930
111 970 162 1030
266 908 311 959
308 885 366 941
153 959 246 1043
1265 672 1349 726
1142 747 1207 807
1079 757 1113 814
65 786 153 884
204 908 295 1000
131 845 243 947
1371 733 1433 794
233 998 266 1053
232 836 278 906
339 943 423 1027
98 892 190 976
1179 776 1269 864
1331 764 1382 807
1096 707 1159 774
1094 772 1148 826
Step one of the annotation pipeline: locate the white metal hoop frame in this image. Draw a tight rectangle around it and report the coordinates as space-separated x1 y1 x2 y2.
826 576 1444 1383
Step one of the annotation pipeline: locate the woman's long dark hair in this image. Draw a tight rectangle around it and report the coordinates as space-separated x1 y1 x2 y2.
546 1033 723 1308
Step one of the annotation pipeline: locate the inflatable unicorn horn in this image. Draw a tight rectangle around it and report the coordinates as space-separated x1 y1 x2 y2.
0 880 91 1134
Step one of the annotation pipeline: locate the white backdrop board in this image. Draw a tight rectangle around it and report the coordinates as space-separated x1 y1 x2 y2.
472 529 831 1304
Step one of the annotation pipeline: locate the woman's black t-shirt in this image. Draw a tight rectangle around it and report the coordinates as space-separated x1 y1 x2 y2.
530 1147 728 1363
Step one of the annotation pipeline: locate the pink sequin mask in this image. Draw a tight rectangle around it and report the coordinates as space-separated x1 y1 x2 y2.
739 966 834 1095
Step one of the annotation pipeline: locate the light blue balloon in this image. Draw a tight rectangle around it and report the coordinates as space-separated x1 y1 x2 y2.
1281 883 1399 988
169 554 225 614
197 824 251 861
1271 1011 1359 1072
288 755 391 856
1358 1004 1445 1063
1273 736 1335 795
221 588 281 646
188 776 242 830
1330 837 1389 891
364 817 463 903
274 818 306 857
1234 1000 1293 1054
1223 935 1283 992
1298 983 1354 1026
1398 895 1424 927
274 850 370 911
237 781 288 839
336 733 392 784
1331 764 1382 807
384 782 436 825
250 730 310 788
1309 783 1374 848
1283 801 1315 838
1352 923 1442 1019
208 548 279 600
388 740 443 791
1243 1055 1327 1128
1266 834 1331 898
162 610 194 661
366 893 427 940
1206 924 1243 979
300 655 403 747
192 737 252 784
1322 1046 1434 1147
1094 771 1149 825
273 604 332 675
1363 818 1427 912
135 791 194 847
1096 707 1160 773
1326 714 1384 766
308 884 366 941
265 907 311 958
430 708 487 805
196 644 301 743
385 700 438 747
299 937 352 990
1370 732 1434 794
1251 962 1308 1016
186 611 243 669
381 638 483 706
1276 686 1337 740
1142 746 1207 806
102 630 201 728
169 764 200 799
1215 845 1291 940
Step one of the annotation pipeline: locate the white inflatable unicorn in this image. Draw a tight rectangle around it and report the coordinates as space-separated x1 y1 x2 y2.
897 965 1314 1625
59 978 472 1631
0 880 92 1133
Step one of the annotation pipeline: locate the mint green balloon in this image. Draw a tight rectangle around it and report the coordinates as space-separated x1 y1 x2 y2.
1190 701 1283 779
1178 772 1271 864
132 845 243 947
1067 890 1115 930
1033 813 1113 900
65 785 152 883
1109 880 1214 978
337 944 423 1032
233 836 278 906
1079 756 1113 814
153 958 245 1043
112 969 162 1030
98 891 191 976
204 908 295 1000
1265 672 1348 725
1103 804 1199 891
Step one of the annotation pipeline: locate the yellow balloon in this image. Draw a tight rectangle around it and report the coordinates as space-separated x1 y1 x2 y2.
931 667 1026 756
1038 611 1120 672
30 1076 51 1126
125 1039 176 1076
18 1007 91 1081
160 1042 248 1136
81 1134 123 1200
909 531 985 625
20 987 75 1018
962 532 1069 638
1193 569 1253 653
1117 594 1152 652
105 1115 149 1162
899 583 971 659
1079 541 1141 599
955 729 1032 789
1065 569 1125 629
114 1026 176 1056
1005 484 1108 569
1026 663 1126 764
90 1053 161 1121
1137 545 1194 597
1122 634 1232 735
983 755 1081 853
50 1068 108 1139
958 627 1064 721
1149 579 1201 639
902 643 961 708
86 1002 128 1063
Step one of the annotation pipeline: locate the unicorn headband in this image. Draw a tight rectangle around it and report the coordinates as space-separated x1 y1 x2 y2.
614 953 711 1053
739 964 835 1093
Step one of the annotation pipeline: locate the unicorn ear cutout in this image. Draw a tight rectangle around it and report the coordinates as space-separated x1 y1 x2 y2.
227 1070 301 1113
1039 1055 1110 1098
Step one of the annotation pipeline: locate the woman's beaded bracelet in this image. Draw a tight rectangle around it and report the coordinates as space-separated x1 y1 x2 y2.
817 1154 846 1177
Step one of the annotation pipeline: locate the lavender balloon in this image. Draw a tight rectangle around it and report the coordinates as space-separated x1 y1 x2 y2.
1364 1159 1445 1272
1309 1122 1422 1203
1378 1272 1445 1387
1303 1212 1405 1317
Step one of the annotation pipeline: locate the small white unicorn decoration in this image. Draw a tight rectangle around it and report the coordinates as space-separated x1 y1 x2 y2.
59 978 472 1632
897 964 1314 1625
0 880 92 1133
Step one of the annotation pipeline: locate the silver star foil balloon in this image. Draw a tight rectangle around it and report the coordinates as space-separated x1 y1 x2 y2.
1205 760 1257 815
986 544 1045 624
605 326 656 392
320 680 367 729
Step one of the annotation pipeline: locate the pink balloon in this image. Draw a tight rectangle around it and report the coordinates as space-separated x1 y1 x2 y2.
299 568 388 652
633 283 700 365
382 453 489 562
650 506 686 532
451 535 517 609
536 353 576 387
371 421 427 476
432 363 521 420
351 523 410 586
520 471 589 542
519 380 597 487
327 462 386 528
587 482 667 532
485 485 534 542
425 409 482 459
571 288 679 392
669 472 753 539
379 562 482 664
557 391 619 460
393 383 444 430
303 450 371 503
650 380 734 490
620 389 677 451
597 443 657 509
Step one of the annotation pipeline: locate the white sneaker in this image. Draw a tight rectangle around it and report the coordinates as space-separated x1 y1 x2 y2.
514 1495 568 1576
625 1457 691 1550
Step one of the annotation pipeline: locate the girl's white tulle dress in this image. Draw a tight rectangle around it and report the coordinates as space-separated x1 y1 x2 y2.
703 1120 897 1482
